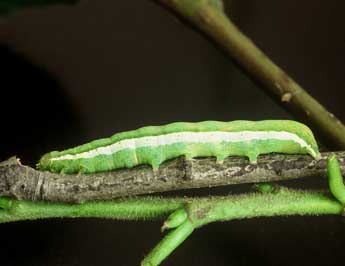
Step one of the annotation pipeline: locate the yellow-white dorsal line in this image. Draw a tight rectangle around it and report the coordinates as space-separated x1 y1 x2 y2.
51 131 317 161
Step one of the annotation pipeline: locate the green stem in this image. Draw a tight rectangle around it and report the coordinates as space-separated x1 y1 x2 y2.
0 188 343 266
327 154 345 204
142 220 194 266
0 197 183 223
188 188 342 227
140 188 343 266
1 189 341 225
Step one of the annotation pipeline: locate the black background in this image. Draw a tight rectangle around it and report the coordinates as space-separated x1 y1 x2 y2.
1 1 345 265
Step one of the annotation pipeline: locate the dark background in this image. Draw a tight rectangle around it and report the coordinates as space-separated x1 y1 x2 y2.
0 0 345 265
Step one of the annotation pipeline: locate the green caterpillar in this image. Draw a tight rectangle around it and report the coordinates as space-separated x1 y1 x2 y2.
38 120 320 174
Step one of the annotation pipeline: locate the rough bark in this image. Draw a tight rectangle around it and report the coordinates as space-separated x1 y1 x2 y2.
0 152 344 203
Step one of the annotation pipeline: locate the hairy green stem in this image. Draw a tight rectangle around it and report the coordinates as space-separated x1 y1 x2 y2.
189 188 342 227
1 189 341 224
141 188 342 265
327 154 345 204
0 197 183 223
142 220 195 266
0 187 343 265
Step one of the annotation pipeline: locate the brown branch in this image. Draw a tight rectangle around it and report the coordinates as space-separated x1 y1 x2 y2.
152 0 345 148
0 152 344 203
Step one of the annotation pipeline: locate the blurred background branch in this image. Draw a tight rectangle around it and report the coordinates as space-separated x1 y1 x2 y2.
152 0 345 149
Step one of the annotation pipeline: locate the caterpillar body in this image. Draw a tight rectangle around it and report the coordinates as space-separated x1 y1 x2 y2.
38 120 320 174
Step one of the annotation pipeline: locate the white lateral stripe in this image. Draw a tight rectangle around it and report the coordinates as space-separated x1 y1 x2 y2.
51 131 316 161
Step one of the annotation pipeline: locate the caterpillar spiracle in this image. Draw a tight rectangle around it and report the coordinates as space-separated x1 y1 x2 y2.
37 120 320 174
